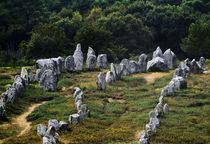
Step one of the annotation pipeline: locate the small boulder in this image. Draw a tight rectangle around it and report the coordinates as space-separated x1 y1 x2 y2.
105 71 115 84
69 113 80 124
37 124 47 137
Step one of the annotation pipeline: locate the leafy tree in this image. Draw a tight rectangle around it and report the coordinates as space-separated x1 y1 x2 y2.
181 22 210 58
20 23 67 59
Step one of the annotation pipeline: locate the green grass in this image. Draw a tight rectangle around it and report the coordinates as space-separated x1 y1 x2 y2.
0 65 210 144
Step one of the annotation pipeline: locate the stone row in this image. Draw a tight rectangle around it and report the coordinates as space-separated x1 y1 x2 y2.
0 67 34 120
35 44 108 91
139 57 206 144
96 47 177 91
37 87 90 144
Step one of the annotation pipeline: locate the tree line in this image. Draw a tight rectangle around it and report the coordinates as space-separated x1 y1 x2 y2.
0 0 209 66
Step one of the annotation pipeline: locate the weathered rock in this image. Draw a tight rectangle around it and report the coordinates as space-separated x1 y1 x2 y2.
12 81 24 95
120 63 130 76
147 57 168 72
129 60 139 74
69 113 80 124
105 71 115 83
48 119 60 131
40 69 58 91
153 46 163 58
52 57 65 74
171 76 187 90
59 121 68 131
155 102 164 116
86 47 96 70
27 68 34 82
37 124 47 137
5 86 17 103
163 49 176 69
43 126 58 144
163 104 169 113
75 100 83 111
179 61 191 77
20 67 29 85
190 59 203 74
74 91 84 103
97 54 108 68
120 59 130 70
138 54 148 72
73 43 84 71
73 87 82 98
110 63 117 80
78 104 90 120
0 98 6 119
149 111 160 127
14 75 26 87
36 59 57 74
199 57 206 71
65 55 75 71
96 72 106 90
139 131 149 144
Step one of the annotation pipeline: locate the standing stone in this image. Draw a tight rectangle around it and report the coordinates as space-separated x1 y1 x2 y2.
153 46 163 58
37 124 47 137
86 47 96 70
69 114 80 124
120 59 130 70
105 71 115 83
73 43 84 71
147 57 168 72
48 119 60 131
163 49 176 69
163 104 169 113
96 72 106 90
20 67 29 85
27 68 34 82
52 57 65 74
0 98 6 119
190 59 203 74
199 57 205 71
12 81 24 95
36 59 57 74
139 130 149 144
110 63 117 80
65 55 75 71
5 86 17 103
120 63 130 76
138 54 148 72
97 54 108 68
129 60 139 74
40 69 58 91
59 121 68 131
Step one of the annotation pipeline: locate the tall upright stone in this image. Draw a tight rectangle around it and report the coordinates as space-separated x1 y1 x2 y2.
153 46 163 58
138 54 148 72
86 47 96 70
20 67 29 85
65 55 75 71
96 72 106 91
163 49 176 69
105 71 115 84
199 57 206 71
73 43 84 71
97 54 108 68
110 63 117 80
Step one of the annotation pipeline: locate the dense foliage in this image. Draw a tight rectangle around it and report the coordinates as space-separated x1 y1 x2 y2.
0 0 209 65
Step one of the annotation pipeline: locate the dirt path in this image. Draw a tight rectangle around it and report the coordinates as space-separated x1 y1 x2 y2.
15 101 46 137
132 72 172 84
0 101 46 144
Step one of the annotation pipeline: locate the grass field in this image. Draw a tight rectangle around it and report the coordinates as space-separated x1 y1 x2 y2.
0 64 210 144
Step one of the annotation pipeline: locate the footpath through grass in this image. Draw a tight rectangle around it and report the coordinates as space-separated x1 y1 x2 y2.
0 66 210 144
